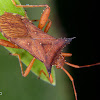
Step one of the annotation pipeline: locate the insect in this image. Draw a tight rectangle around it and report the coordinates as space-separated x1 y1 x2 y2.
0 0 100 100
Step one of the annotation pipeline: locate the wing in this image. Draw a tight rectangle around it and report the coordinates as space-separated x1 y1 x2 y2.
10 37 46 63
0 12 28 38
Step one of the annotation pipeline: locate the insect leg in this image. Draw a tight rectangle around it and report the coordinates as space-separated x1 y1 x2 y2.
79 63 100 67
38 70 53 83
62 53 100 68
44 19 52 33
62 52 72 57
10 53 36 77
31 19 52 33
65 62 100 68
12 0 48 8
0 39 21 49
61 67 77 100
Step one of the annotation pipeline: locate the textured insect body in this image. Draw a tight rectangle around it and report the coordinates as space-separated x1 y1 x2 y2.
0 12 73 76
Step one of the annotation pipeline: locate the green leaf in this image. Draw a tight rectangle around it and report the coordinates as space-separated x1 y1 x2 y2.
0 0 56 85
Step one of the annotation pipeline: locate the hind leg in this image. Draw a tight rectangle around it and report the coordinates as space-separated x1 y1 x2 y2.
11 0 51 32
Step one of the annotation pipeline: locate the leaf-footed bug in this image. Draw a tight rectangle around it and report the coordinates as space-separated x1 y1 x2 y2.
0 0 100 100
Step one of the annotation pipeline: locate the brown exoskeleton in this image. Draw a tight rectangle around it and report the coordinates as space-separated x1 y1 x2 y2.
0 0 100 100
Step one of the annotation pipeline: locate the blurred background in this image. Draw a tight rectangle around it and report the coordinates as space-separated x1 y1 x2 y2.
0 0 100 100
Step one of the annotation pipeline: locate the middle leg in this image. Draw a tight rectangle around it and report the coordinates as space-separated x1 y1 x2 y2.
10 53 36 77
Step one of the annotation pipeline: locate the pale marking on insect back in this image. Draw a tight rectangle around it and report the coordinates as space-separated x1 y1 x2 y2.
12 13 17 15
21 16 25 19
34 32 37 34
28 43 30 45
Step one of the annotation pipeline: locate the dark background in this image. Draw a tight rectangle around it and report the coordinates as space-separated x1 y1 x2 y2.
56 0 100 100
